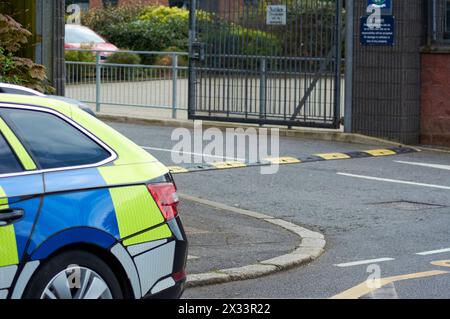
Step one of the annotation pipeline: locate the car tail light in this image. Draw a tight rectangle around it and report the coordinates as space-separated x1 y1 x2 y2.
172 271 186 282
147 182 179 221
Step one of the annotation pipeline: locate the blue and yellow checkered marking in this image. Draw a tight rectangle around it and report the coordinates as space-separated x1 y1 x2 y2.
30 166 173 255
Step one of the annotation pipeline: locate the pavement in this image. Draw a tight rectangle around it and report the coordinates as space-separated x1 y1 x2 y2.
182 198 299 275
181 194 325 287
104 118 450 299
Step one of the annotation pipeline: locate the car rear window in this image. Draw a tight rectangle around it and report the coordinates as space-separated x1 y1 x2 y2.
65 26 106 44
0 132 23 174
0 108 111 170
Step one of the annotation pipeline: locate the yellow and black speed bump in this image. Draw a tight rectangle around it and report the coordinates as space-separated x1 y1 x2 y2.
167 147 418 175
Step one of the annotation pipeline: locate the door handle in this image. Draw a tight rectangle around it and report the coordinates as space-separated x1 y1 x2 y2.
0 209 24 226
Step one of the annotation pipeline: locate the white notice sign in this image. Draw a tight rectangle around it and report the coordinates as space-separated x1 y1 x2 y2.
266 5 287 25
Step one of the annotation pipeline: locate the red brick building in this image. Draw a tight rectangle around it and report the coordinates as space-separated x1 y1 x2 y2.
67 0 168 10
70 0 243 11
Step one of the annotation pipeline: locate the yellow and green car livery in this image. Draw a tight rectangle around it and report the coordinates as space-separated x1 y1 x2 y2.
0 94 187 299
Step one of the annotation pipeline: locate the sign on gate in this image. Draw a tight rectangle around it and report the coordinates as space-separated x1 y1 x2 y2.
360 15 395 45
266 5 287 25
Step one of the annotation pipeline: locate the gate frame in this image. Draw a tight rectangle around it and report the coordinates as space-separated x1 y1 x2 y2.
188 0 344 129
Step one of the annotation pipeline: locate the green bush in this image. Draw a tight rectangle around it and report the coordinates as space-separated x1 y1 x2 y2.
139 5 189 24
64 48 95 62
201 25 282 70
154 47 188 67
81 4 146 39
100 19 176 63
64 45 96 83
84 5 212 54
104 52 143 81
106 52 141 65
80 4 280 70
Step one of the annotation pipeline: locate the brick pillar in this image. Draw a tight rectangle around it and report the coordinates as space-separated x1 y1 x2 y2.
352 0 426 144
421 52 450 146
90 0 103 8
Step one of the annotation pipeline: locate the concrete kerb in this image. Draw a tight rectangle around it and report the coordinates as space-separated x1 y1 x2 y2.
98 113 417 149
180 193 326 288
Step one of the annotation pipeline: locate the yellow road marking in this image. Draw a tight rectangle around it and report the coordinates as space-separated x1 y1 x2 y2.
430 260 450 268
264 157 301 164
167 166 190 174
211 161 247 169
365 149 397 157
316 153 351 160
331 270 450 299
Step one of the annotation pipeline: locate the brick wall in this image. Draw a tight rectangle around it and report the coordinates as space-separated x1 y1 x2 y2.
421 53 450 146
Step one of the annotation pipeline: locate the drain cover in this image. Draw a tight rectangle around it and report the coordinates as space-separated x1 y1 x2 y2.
371 201 446 211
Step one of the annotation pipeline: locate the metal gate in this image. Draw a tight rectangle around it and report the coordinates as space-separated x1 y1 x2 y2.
188 0 343 128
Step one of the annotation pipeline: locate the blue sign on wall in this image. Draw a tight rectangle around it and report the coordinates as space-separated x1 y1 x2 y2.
360 15 395 46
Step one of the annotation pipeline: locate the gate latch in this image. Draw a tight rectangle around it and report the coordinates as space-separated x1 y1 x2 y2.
190 42 206 62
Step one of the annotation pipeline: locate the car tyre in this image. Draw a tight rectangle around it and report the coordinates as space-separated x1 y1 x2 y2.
22 250 124 299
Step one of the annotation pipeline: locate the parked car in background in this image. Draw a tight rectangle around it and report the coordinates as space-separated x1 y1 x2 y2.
0 83 45 97
0 83 95 116
65 24 119 59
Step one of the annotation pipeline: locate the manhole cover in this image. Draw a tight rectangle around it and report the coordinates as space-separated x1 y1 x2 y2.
370 201 446 211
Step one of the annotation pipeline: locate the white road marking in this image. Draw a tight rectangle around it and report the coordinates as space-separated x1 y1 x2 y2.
396 160 450 171
416 248 450 256
335 257 395 268
337 172 450 190
140 146 246 161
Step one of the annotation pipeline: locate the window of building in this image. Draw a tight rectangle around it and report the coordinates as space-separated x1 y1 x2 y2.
0 109 111 170
428 0 450 43
446 0 450 38
102 0 119 7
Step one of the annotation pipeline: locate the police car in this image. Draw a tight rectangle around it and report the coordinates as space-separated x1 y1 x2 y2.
0 94 188 299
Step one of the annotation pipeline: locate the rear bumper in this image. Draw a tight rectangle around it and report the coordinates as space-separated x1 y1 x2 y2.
143 216 188 299
143 278 186 299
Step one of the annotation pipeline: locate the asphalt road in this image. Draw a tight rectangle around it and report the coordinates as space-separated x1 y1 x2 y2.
108 121 450 299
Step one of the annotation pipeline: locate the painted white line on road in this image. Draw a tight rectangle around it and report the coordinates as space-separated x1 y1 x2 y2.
416 248 450 256
335 258 395 268
140 146 246 161
337 172 450 190
395 160 450 171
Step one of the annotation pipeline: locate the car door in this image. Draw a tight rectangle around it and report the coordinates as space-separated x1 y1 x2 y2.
0 113 43 276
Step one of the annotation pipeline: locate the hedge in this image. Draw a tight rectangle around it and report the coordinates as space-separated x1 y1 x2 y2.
81 5 276 62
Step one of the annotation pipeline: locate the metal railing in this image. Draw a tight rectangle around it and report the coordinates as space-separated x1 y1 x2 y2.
65 49 189 119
